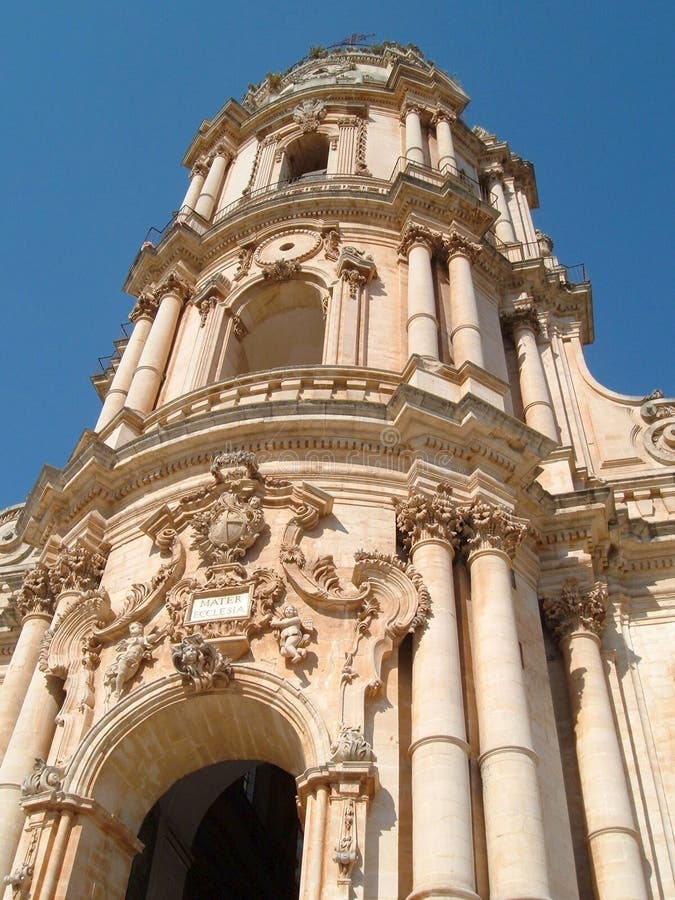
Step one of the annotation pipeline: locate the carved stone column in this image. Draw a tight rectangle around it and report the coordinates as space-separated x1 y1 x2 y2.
396 486 477 900
336 247 377 366
442 231 484 370
125 271 193 415
501 306 558 442
0 544 106 883
94 292 158 431
432 110 457 173
485 166 517 244
194 144 231 220
543 581 649 900
463 500 551 899
403 103 425 164
0 567 55 764
399 224 439 361
178 156 208 216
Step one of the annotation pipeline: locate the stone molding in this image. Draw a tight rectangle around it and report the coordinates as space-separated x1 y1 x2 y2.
542 579 608 641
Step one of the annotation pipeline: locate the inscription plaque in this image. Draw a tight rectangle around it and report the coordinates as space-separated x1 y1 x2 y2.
187 591 251 624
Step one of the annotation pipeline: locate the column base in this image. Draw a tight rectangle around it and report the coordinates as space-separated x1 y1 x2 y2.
407 888 480 900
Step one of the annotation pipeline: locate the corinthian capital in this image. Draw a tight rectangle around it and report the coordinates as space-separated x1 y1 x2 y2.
461 499 528 559
500 304 540 337
395 483 462 548
431 108 456 127
129 290 159 323
542 579 607 641
191 156 209 179
398 222 439 257
16 563 55 620
442 229 482 264
47 540 108 596
155 270 194 303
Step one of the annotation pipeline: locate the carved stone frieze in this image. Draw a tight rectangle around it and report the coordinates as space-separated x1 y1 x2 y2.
395 482 462 548
330 725 374 762
171 632 233 691
461 499 528 560
293 98 327 132
542 579 607 641
20 758 64 796
103 622 166 705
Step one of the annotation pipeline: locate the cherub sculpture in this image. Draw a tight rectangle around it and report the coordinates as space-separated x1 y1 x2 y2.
171 632 232 692
270 604 313 663
103 622 165 704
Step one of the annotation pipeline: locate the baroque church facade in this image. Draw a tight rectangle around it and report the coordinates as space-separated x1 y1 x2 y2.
0 42 673 899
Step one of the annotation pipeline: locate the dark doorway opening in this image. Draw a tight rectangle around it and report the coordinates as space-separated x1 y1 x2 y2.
126 761 302 900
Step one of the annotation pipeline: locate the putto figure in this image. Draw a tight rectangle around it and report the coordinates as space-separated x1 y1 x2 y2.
270 604 313 663
103 622 165 704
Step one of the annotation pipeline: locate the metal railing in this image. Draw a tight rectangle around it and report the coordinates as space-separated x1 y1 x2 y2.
486 234 588 284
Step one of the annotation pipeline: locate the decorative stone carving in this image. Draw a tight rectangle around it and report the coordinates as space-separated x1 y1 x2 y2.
166 566 284 656
3 862 33 894
21 758 64 796
397 222 439 257
322 228 341 260
190 156 209 179
431 108 457 127
341 268 367 298
191 493 264 566
129 290 159 323
293 98 327 132
155 270 193 303
254 230 322 266
500 303 541 337
15 564 55 620
47 540 108 597
171 632 233 691
355 115 370 176
337 246 376 297
196 295 216 326
640 394 675 464
261 259 301 281
270 604 314 663
542 579 608 641
330 725 374 762
442 229 482 264
103 622 165 704
333 799 358 883
211 449 260 483
460 499 528 559
233 244 255 281
395 482 462 548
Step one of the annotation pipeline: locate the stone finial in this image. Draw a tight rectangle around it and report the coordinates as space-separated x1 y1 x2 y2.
442 229 482 264
171 632 233 692
461 499 528 560
395 483 462 548
542 579 608 641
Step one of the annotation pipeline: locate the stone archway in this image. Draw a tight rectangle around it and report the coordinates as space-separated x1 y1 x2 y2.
32 667 331 900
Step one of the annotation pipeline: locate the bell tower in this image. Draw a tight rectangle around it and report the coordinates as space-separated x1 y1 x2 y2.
1 41 673 900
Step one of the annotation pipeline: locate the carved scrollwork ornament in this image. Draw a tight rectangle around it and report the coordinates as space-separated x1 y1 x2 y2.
292 98 327 133
330 725 374 762
20 757 64 796
542 579 607 641
640 395 675 464
171 632 233 692
261 259 301 281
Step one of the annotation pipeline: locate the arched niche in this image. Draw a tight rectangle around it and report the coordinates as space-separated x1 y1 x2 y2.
222 277 327 379
279 132 330 183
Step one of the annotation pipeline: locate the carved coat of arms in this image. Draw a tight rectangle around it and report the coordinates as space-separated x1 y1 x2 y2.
191 492 264 566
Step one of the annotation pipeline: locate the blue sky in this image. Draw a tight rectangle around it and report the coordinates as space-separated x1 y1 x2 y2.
0 1 672 506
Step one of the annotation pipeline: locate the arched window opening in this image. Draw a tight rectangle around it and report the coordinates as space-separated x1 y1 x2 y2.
126 760 302 900
223 280 326 379
280 133 330 183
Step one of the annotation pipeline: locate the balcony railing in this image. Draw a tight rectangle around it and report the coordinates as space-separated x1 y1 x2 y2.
143 157 495 244
486 234 588 284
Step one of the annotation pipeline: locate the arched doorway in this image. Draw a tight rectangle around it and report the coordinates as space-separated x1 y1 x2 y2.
125 759 301 900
